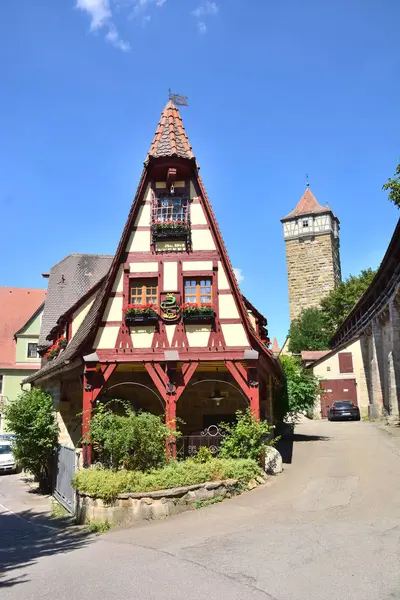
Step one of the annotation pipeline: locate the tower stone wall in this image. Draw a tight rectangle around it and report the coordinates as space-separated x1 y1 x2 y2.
285 232 340 321
281 188 341 322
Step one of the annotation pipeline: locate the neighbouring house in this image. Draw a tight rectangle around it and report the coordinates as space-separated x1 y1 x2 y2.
0 287 46 432
303 345 369 418
25 100 284 465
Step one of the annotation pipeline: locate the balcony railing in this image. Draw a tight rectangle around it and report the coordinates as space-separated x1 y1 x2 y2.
151 199 191 244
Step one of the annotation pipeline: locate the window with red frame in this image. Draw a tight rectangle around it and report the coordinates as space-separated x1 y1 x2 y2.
129 279 158 306
184 278 212 304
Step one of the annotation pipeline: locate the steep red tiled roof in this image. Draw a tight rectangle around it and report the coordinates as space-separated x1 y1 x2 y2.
271 337 280 355
146 101 195 162
281 188 331 221
0 288 46 369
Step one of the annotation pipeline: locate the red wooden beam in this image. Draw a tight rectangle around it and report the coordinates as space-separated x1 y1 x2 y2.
145 362 168 399
226 360 250 396
175 361 199 401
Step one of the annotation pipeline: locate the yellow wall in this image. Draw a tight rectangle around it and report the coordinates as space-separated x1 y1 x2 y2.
191 229 216 251
221 324 249 347
72 296 95 337
129 327 154 348
94 326 119 350
312 338 368 416
103 297 123 322
164 262 178 290
185 325 211 347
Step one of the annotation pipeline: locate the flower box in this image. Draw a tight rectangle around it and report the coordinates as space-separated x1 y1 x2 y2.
125 313 158 325
182 303 214 324
152 221 189 239
124 304 158 326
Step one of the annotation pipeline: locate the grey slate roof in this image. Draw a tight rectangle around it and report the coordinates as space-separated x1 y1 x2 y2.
39 254 113 347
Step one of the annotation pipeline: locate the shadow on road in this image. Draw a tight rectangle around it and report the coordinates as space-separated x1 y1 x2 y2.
0 510 91 588
276 432 330 464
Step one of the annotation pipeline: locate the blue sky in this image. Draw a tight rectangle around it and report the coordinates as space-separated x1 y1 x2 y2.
0 0 399 345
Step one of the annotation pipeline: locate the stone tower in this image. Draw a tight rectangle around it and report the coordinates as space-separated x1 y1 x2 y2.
281 187 341 322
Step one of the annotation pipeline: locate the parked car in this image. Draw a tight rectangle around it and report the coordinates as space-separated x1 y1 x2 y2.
0 441 16 473
327 401 360 421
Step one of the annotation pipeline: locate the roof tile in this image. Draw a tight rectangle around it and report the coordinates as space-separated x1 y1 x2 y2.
282 188 332 221
146 101 195 162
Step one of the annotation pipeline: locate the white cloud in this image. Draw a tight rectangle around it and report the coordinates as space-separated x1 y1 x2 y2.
76 0 131 50
233 268 244 283
192 1 218 34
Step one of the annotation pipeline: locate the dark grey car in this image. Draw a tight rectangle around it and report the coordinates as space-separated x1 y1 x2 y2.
327 401 360 421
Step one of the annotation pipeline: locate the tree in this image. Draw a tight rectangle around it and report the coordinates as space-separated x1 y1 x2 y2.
382 161 400 208
4 388 59 492
320 269 376 336
288 308 331 354
219 408 275 461
279 355 319 420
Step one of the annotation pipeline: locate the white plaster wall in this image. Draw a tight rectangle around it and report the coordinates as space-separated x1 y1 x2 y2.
103 297 123 322
112 266 124 293
130 328 154 348
72 297 94 337
134 203 151 228
94 326 119 350
126 230 151 252
182 261 213 272
190 204 208 225
164 262 178 290
219 294 240 319
165 324 176 346
129 262 158 273
217 262 230 290
191 229 216 251
221 323 249 347
185 325 211 347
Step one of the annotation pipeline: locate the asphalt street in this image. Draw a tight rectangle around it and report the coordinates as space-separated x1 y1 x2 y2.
1 419 400 600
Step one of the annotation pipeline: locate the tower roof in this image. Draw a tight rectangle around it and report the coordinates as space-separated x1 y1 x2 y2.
271 336 280 355
146 101 195 163
281 188 332 221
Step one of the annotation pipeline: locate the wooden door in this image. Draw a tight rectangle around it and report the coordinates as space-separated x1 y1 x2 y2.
320 379 358 417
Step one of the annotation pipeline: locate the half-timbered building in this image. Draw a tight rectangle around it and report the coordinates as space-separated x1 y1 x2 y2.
26 101 283 464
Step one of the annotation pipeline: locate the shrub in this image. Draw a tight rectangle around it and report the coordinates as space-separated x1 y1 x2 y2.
193 446 214 463
279 355 319 421
72 458 261 502
87 401 175 471
218 408 275 462
4 388 59 492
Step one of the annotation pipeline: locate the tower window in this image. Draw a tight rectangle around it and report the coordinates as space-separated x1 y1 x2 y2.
27 343 38 358
302 219 309 228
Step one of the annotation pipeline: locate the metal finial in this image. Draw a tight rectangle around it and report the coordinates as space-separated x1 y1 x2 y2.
306 174 310 188
168 89 188 106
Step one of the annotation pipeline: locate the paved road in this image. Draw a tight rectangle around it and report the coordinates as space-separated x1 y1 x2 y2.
1 420 400 600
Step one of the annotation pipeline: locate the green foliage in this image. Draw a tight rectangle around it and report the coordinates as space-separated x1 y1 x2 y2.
320 269 377 336
51 501 69 519
195 495 224 509
72 458 261 502
88 401 174 471
87 519 111 534
288 308 330 354
279 355 319 419
382 161 400 208
193 446 214 463
218 409 274 461
4 388 59 492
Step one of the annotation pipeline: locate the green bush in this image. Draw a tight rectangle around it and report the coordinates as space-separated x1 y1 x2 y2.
4 388 59 492
279 355 319 421
218 408 275 461
72 458 261 502
193 446 214 463
88 401 175 471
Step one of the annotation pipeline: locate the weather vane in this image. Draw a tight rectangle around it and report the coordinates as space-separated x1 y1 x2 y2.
168 89 188 106
306 173 310 188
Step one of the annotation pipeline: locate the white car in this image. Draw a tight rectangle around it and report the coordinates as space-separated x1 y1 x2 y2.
0 441 16 473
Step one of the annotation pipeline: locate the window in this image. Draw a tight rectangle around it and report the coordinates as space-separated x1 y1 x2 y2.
0 374 3 395
157 196 186 222
338 352 353 373
129 279 158 306
184 279 212 304
302 219 309 228
27 343 38 359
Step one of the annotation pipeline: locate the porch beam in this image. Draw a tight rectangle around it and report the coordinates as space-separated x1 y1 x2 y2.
226 360 250 395
144 362 168 399
175 361 199 402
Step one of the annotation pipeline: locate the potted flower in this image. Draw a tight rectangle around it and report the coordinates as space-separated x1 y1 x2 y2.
45 344 60 361
124 303 158 325
182 302 214 323
56 337 68 349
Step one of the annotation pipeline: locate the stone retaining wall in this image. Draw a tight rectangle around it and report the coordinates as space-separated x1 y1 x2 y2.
76 475 267 526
